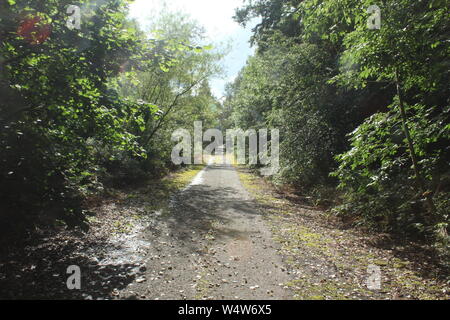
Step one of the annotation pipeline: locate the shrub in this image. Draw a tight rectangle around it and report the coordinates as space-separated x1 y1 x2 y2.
332 104 449 240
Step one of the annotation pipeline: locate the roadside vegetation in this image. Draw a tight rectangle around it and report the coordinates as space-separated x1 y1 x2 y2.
224 0 449 264
238 167 449 299
0 0 222 243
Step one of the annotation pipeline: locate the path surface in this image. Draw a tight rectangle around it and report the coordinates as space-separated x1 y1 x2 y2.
1 159 447 300
120 160 293 300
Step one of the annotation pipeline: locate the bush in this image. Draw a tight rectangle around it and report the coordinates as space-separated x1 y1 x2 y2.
332 103 449 239
0 120 88 240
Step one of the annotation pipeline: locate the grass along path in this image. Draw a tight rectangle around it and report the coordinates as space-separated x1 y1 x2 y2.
236 167 449 300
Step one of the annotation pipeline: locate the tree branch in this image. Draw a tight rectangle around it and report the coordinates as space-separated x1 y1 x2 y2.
145 77 205 145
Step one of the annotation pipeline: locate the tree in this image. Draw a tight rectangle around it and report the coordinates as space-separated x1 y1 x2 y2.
328 0 449 238
229 0 449 241
0 0 152 235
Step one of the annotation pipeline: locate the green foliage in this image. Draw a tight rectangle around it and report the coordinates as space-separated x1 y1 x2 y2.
0 0 143 235
0 1 223 238
230 0 449 243
227 21 374 189
332 104 449 236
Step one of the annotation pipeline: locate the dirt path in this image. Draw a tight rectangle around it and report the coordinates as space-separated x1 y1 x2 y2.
1 160 447 300
120 161 293 300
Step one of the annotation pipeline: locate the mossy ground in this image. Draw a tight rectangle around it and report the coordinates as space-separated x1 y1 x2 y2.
101 165 205 234
237 167 449 300
135 165 204 212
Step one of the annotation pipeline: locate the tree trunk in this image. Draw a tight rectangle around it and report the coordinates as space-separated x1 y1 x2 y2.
395 68 446 238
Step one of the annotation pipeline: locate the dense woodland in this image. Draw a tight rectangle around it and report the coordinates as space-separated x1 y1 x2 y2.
225 0 449 250
1 0 222 239
0 0 449 262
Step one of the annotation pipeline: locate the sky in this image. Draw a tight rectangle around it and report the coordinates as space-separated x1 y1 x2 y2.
128 0 257 99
